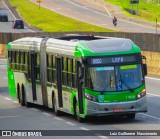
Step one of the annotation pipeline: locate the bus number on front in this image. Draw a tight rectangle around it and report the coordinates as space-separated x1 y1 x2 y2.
92 58 102 64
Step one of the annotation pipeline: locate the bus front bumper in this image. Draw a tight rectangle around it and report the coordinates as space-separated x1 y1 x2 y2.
85 96 147 117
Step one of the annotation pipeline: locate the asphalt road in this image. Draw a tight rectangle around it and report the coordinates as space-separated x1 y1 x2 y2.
0 59 160 139
1 0 159 34
0 0 34 33
30 0 160 33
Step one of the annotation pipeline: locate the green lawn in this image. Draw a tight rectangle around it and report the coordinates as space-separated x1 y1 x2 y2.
9 0 114 32
105 0 160 22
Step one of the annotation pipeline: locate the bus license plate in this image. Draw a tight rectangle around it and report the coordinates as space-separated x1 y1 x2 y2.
113 108 123 112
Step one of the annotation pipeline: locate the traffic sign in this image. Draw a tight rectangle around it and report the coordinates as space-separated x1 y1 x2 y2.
37 0 42 3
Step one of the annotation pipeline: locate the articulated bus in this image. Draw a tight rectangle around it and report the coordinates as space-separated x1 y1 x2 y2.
7 35 147 122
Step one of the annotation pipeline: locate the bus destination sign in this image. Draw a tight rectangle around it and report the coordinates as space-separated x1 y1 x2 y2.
91 55 136 65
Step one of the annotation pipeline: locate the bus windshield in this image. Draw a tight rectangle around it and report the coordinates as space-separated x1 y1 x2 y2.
86 64 143 92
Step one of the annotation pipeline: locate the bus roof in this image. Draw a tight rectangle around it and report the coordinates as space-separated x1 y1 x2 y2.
8 37 43 51
8 36 140 56
82 38 133 53
46 38 78 56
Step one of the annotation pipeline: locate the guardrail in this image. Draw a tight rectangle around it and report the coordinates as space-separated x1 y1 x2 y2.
0 32 160 52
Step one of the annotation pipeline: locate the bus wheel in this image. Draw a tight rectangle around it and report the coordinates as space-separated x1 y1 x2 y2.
126 113 135 119
21 86 30 107
17 84 20 103
74 100 84 123
53 95 60 116
20 89 25 106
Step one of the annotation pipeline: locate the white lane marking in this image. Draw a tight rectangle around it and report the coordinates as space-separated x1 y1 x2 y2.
42 112 52 116
145 77 160 81
0 115 20 119
53 8 61 11
30 108 40 112
79 127 90 131
147 93 160 97
98 136 109 139
139 113 160 121
4 97 12 101
86 15 91 18
87 0 111 17
54 117 65 121
66 0 109 17
66 8 71 11
95 134 109 139
3 77 8 79
12 101 18 103
100 24 108 26
2 0 16 19
65 122 76 126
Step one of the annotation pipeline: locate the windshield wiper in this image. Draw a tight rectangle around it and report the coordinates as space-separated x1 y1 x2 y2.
119 72 134 92
120 79 133 92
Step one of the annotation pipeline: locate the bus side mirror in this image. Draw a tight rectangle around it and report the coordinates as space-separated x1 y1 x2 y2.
79 67 84 79
143 64 147 76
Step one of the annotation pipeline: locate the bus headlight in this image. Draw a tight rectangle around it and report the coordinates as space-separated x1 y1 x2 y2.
85 94 98 102
137 89 146 99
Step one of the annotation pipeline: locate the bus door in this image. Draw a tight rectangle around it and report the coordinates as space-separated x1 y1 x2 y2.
77 61 84 114
56 58 63 108
29 52 37 101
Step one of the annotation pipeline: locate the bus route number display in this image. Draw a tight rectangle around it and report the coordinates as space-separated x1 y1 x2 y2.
91 55 136 65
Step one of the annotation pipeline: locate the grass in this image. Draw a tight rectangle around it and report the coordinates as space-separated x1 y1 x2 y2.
9 0 114 32
105 0 160 22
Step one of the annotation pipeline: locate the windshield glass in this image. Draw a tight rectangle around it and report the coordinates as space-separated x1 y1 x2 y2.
86 64 143 92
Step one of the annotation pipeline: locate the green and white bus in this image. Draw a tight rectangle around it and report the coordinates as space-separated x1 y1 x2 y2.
7 35 147 122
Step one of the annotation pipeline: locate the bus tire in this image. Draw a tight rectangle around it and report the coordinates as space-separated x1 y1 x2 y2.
20 88 25 106
21 85 30 107
126 113 135 119
17 84 20 103
74 98 84 123
52 94 60 116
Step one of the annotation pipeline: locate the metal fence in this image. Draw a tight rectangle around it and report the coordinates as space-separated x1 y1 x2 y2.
0 32 160 52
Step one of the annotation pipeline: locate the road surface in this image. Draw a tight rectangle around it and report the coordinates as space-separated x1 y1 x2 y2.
0 59 160 139
30 0 160 33
0 0 35 33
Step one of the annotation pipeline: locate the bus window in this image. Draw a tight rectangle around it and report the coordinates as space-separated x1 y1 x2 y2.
67 58 72 87
86 67 116 91
72 59 77 88
52 55 56 84
19 52 23 71
11 51 15 70
36 53 40 80
62 57 67 86
24 52 28 72
15 51 19 71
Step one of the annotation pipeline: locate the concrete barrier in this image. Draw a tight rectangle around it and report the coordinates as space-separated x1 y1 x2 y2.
142 51 160 76
0 44 6 58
